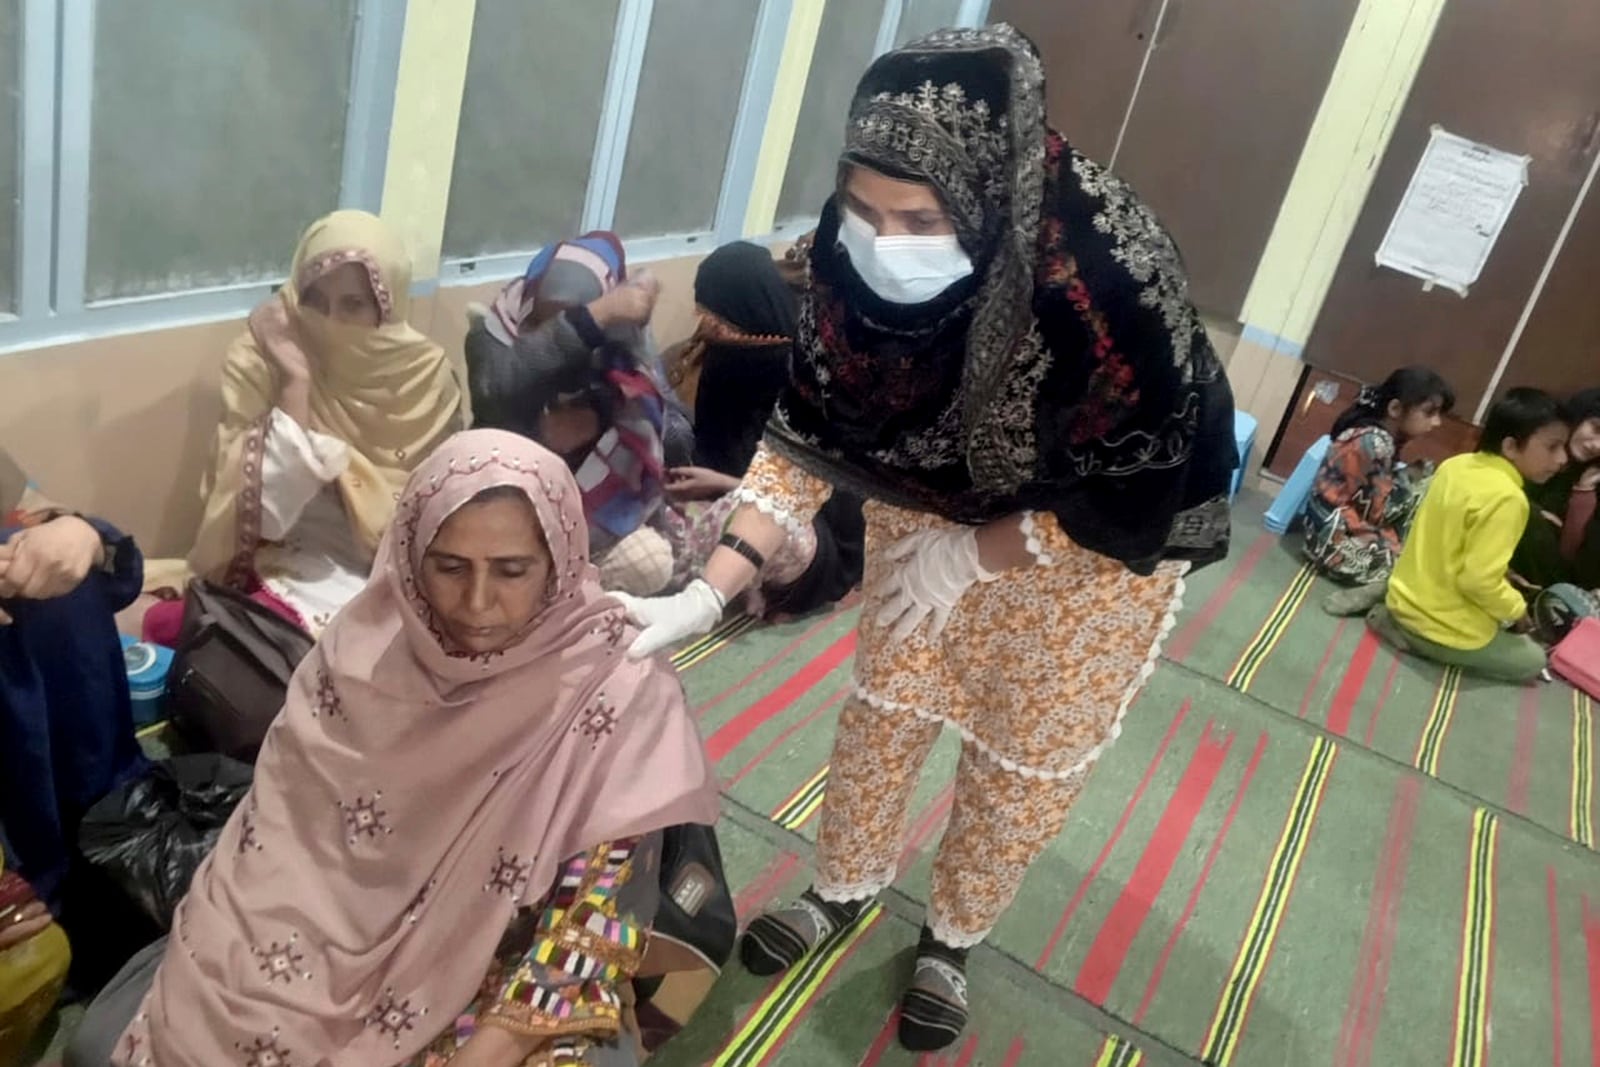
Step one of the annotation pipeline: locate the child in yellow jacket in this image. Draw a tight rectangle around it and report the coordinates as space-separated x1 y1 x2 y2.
1370 388 1570 682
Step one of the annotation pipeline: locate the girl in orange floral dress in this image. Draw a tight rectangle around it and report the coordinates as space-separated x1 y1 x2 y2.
616 24 1236 1054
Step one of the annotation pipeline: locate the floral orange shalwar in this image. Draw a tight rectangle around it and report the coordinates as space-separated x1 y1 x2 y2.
738 445 1185 945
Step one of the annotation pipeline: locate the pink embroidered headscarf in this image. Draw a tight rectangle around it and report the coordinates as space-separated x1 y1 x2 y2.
116 430 720 1067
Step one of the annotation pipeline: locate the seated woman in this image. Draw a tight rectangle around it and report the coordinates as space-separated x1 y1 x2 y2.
1 448 146 912
66 430 720 1067
1308 366 1453 616
466 235 814 602
1513 387 1600 592
0 836 71 1065
663 241 865 617
163 210 462 639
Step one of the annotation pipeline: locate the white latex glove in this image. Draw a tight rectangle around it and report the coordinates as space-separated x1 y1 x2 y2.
874 526 999 642
612 578 726 659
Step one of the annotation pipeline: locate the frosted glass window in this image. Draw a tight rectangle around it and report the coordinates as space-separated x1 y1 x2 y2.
84 1 357 302
894 0 964 47
612 0 760 239
0 0 18 313
444 0 620 260
774 0 885 227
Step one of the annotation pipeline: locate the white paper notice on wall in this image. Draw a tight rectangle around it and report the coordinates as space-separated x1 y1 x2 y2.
1373 126 1530 297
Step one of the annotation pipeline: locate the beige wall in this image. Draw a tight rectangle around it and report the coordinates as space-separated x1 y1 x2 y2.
0 251 709 558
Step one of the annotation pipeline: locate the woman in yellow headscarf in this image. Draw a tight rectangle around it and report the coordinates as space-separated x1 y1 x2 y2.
181 210 462 636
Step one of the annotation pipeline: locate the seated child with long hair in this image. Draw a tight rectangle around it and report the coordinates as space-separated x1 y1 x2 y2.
1307 366 1454 614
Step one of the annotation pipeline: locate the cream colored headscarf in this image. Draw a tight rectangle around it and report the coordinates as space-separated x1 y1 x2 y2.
189 210 463 583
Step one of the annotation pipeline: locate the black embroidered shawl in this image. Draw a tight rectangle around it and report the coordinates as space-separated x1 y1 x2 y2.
765 23 1236 573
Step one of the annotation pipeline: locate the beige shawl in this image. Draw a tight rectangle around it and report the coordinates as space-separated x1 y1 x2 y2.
189 210 462 583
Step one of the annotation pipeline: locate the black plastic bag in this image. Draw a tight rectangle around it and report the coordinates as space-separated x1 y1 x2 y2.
78 754 252 929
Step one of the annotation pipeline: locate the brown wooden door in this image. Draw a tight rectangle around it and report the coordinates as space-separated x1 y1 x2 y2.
1494 171 1600 403
1267 367 1480 477
1112 0 1358 316
987 0 1158 163
1306 0 1600 415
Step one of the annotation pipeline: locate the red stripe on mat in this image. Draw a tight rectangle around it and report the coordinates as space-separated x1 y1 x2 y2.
1298 619 1347 719
1132 729 1267 1025
1583 895 1600 1067
704 632 857 762
1000 1038 1025 1067
695 613 843 717
1338 775 1422 1067
726 685 850 786
1327 630 1380 737
855 1010 900 1067
734 852 803 921
1166 532 1274 662
1074 721 1233 1004
1362 653 1402 748
1507 687 1542 815
1548 868 1565 1067
914 1034 980 1067
1036 699 1193 970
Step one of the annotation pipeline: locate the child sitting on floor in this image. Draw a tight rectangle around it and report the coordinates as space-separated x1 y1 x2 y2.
1309 366 1454 616
1368 388 1570 683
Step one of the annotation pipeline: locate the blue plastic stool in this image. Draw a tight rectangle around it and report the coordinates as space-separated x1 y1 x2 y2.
1264 435 1330 534
1231 410 1258 500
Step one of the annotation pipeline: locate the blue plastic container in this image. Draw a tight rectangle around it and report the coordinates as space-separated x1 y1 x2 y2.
120 634 174 727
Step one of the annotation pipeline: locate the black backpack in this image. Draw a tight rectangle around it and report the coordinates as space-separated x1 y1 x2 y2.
167 579 312 762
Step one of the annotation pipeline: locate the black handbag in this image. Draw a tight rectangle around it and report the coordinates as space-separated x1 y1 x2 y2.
634 822 737 1050
167 580 312 762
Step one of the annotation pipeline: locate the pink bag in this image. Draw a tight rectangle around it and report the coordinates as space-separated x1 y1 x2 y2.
1551 617 1600 698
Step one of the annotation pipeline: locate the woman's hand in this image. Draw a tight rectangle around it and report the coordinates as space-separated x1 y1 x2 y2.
249 297 311 382
1576 465 1600 493
666 466 740 502
613 579 725 658
0 901 53 951
250 297 314 426
875 526 999 641
589 272 661 329
0 516 105 604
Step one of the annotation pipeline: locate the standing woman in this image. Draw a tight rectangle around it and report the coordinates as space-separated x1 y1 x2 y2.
179 210 463 636
616 24 1235 1053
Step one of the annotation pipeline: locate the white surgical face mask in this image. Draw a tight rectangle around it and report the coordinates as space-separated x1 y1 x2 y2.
836 207 973 305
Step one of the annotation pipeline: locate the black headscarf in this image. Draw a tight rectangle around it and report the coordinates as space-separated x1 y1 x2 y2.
688 242 799 477
765 24 1236 573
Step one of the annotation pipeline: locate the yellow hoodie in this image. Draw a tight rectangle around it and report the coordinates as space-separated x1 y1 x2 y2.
1387 452 1530 649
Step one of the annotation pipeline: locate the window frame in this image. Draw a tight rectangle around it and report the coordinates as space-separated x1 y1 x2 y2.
766 0 991 242
437 0 790 287
0 0 404 353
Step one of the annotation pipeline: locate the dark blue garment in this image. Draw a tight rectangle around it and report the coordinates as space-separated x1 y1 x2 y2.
0 517 148 908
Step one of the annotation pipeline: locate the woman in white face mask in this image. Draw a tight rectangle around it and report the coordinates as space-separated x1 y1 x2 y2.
614 23 1238 1053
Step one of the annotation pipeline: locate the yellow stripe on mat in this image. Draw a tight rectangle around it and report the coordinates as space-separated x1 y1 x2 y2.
771 766 829 831
1225 564 1316 692
1413 668 1462 777
670 615 761 671
1093 1034 1145 1067
1449 809 1499 1067
1200 736 1337 1065
711 905 884 1067
1572 691 1594 849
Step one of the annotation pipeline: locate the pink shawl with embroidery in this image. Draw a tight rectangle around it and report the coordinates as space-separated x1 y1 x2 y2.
116 430 720 1067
